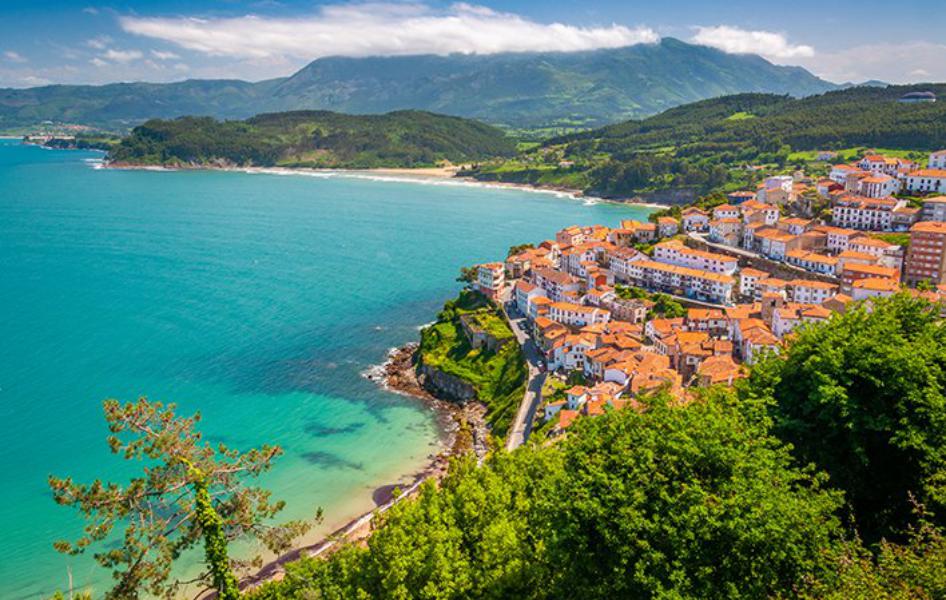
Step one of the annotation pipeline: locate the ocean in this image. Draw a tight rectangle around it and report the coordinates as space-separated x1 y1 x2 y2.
0 139 653 598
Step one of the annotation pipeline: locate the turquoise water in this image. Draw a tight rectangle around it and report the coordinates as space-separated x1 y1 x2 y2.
0 139 652 599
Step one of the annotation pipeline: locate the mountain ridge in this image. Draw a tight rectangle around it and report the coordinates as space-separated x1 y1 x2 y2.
0 38 837 132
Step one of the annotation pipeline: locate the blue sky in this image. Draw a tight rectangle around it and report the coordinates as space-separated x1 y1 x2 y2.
1 0 944 87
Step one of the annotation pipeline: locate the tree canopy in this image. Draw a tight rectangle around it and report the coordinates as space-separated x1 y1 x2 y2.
746 294 946 544
248 391 854 599
108 111 516 169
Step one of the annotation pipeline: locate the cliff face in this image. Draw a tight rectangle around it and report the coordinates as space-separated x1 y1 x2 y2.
416 363 477 404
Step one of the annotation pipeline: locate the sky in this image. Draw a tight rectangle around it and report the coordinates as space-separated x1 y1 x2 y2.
1 0 944 88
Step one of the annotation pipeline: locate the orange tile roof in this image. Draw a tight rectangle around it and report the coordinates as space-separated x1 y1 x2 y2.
633 259 736 284
911 221 946 234
911 169 946 178
852 277 900 292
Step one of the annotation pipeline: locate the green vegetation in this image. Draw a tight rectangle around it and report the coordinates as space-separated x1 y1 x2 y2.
241 293 946 600
108 111 516 169
615 284 686 319
467 85 946 198
0 38 834 133
747 294 946 544
248 390 879 600
49 399 310 599
870 232 912 248
418 290 526 438
41 133 120 151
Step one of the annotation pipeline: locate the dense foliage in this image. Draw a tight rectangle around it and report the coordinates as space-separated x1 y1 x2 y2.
108 111 516 169
747 294 946 544
248 392 853 599
469 85 946 198
418 291 526 438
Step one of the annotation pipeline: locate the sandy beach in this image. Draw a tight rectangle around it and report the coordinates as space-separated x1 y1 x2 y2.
103 160 666 209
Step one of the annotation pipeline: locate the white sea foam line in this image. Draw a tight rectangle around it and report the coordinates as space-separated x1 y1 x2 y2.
86 162 663 209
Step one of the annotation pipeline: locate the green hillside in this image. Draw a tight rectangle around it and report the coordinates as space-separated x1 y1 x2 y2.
0 39 834 132
467 84 946 198
107 110 516 169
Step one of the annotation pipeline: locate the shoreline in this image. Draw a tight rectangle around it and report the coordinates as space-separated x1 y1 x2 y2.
102 161 667 209
237 343 488 594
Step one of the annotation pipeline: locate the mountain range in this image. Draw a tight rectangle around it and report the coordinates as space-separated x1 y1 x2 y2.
0 39 837 132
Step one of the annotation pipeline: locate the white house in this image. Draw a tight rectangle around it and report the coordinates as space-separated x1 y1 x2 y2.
905 169 946 194
855 174 901 198
681 207 710 232
789 279 838 305
651 240 738 275
514 280 548 316
831 195 902 231
829 164 860 184
476 263 505 299
548 302 611 328
850 277 900 301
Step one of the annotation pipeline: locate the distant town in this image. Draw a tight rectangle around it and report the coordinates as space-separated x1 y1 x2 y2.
472 148 946 435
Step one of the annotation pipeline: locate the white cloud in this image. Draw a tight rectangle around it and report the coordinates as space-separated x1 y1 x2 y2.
150 49 180 60
691 25 814 61
89 57 108 67
86 35 112 50
83 7 100 15
3 51 27 63
103 48 143 63
120 2 659 60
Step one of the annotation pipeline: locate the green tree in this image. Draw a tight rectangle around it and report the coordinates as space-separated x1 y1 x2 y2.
549 391 845 598
801 518 946 599
507 243 534 257
49 398 312 600
747 294 946 543
456 266 478 284
248 391 849 599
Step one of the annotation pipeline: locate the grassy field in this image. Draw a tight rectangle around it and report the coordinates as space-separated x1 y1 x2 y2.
787 147 930 163
418 290 527 439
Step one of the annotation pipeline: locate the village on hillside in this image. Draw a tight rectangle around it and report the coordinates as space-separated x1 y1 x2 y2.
472 149 946 435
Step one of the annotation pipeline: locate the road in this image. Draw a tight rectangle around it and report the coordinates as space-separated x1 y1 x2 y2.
499 288 547 451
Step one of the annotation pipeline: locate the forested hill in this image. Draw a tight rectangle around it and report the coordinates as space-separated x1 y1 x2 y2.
107 110 517 169
0 39 834 132
467 84 946 198
557 83 946 153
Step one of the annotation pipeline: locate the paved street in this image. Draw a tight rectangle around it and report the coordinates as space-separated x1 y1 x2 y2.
499 287 546 451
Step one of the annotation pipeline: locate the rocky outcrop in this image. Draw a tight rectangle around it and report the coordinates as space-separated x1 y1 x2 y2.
624 188 699 206
416 364 477 404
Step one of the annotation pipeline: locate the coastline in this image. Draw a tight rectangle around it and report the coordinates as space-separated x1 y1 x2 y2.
102 161 667 209
238 343 489 593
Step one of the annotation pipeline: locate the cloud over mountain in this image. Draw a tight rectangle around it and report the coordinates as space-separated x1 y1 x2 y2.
691 25 814 61
120 2 659 60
